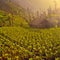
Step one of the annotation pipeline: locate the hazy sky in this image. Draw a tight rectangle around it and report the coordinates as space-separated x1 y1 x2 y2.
28 0 60 11
15 0 60 11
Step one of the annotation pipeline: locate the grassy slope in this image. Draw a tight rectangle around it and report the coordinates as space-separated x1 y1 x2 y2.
0 11 29 27
0 0 29 27
13 15 29 28
0 27 60 59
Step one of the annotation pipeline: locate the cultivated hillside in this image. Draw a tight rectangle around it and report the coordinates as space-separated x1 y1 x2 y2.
0 27 60 60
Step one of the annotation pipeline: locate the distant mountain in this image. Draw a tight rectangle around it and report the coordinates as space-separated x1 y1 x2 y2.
0 0 26 14
0 0 13 13
11 0 33 10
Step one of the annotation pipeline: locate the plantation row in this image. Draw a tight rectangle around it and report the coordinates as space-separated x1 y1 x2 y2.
0 27 60 60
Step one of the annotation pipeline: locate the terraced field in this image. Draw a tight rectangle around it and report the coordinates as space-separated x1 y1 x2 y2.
0 27 60 60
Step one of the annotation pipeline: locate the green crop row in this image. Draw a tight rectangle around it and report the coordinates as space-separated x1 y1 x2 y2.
0 27 60 60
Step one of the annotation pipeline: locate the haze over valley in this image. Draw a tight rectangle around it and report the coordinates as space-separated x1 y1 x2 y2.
12 0 60 12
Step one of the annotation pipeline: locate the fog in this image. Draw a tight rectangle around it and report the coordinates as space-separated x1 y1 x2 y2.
28 0 60 11
12 0 60 12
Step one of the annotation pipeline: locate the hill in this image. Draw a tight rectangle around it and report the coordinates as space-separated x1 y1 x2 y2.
0 0 15 14
0 27 60 60
0 11 29 27
0 0 30 27
0 0 30 18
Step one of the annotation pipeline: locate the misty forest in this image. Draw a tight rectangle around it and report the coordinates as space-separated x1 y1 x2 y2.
0 0 60 60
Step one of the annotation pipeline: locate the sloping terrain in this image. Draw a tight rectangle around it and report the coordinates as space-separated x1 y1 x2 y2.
0 0 26 15
0 11 29 27
0 27 60 60
0 0 29 27
0 0 13 13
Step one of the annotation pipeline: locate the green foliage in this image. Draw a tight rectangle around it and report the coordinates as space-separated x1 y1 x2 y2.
0 11 29 28
13 15 29 28
0 11 13 26
0 27 60 60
